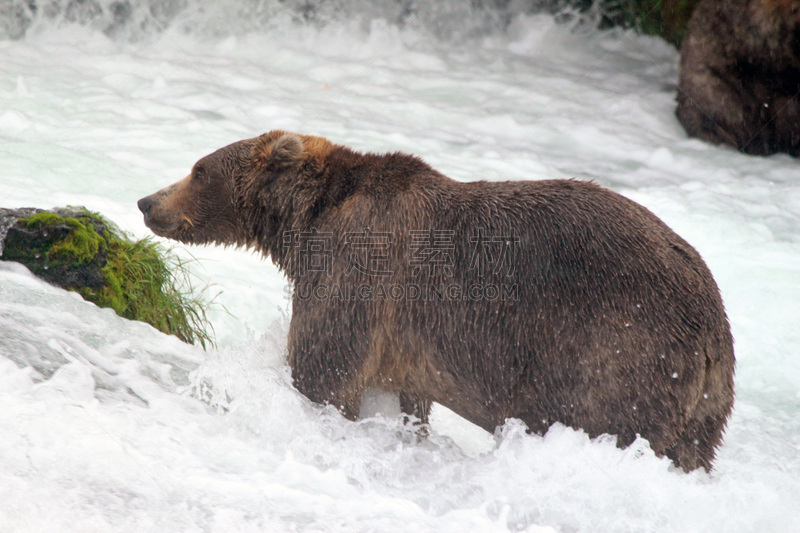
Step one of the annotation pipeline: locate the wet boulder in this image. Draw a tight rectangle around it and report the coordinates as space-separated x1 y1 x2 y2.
1 207 109 291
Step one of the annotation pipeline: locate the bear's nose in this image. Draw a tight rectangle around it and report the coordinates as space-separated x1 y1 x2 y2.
137 196 153 217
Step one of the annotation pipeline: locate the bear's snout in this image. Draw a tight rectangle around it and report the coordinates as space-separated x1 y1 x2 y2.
137 192 177 234
137 196 153 218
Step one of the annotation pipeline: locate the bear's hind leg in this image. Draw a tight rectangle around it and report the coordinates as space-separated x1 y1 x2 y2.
292 366 364 421
664 346 734 472
663 411 727 472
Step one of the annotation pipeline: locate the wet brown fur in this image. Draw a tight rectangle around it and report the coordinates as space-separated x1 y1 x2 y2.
676 0 800 155
138 131 736 472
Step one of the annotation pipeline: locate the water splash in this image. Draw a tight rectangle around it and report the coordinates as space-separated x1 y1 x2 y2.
1 0 600 42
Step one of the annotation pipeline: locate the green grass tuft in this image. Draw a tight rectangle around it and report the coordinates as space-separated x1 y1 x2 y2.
100 237 216 349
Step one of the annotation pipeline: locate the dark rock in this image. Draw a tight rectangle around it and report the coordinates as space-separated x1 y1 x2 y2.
0 207 109 292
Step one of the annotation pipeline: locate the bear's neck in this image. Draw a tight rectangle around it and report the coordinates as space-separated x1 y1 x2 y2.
257 147 440 277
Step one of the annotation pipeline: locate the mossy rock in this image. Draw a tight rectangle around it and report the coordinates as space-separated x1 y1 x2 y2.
1 207 213 348
2 208 109 289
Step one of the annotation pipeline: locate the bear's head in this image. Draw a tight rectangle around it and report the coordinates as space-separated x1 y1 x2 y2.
137 131 336 258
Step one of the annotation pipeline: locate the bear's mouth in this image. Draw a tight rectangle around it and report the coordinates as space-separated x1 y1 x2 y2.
143 216 192 238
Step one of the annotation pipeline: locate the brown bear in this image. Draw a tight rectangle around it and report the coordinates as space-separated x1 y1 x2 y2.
137 131 735 472
676 0 800 155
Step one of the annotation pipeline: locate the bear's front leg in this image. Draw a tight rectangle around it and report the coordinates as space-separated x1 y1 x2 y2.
289 346 365 420
286 302 369 421
400 391 432 437
400 391 431 425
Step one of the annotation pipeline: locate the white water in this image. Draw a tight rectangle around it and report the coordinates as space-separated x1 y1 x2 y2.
1 4 800 531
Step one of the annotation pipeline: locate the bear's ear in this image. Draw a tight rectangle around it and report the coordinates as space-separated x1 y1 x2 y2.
267 134 304 169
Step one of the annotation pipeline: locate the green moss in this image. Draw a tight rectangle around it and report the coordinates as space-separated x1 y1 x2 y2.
10 208 214 348
18 209 104 266
50 221 103 265
22 211 70 228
